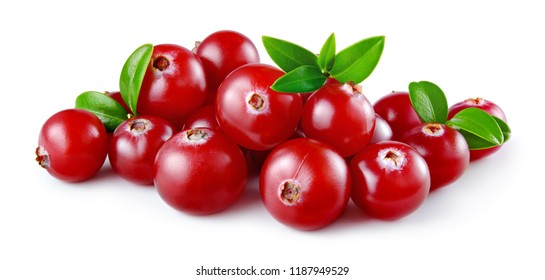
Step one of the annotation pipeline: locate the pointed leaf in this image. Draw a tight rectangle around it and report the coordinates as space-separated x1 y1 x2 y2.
457 130 499 150
317 33 336 71
446 108 504 150
262 36 318 72
75 91 129 132
409 81 449 123
329 36 385 84
270 66 326 93
493 116 511 142
119 43 153 115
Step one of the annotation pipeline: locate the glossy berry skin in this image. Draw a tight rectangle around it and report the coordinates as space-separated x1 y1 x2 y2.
154 128 247 215
216 63 303 150
448 98 507 161
260 138 350 230
194 30 260 94
36 109 108 182
373 91 421 140
138 44 207 129
301 83 375 157
182 105 219 130
369 114 393 144
350 141 430 220
109 116 175 185
401 123 470 190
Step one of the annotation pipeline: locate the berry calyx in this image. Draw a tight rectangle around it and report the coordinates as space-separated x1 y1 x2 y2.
247 92 267 112
279 180 301 205
152 56 170 71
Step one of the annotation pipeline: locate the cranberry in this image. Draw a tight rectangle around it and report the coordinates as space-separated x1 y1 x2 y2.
350 141 430 220
138 44 207 129
108 116 175 185
216 63 303 150
154 128 247 215
401 123 469 190
369 114 393 144
194 30 260 95
373 91 421 140
182 105 219 130
301 83 375 157
448 97 507 161
36 109 108 182
260 138 350 230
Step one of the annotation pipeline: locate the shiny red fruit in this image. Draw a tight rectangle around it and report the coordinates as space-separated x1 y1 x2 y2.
260 138 350 230
369 114 393 144
36 109 108 182
109 116 175 185
182 105 219 130
216 63 303 150
154 128 247 215
373 91 421 140
350 141 430 220
448 97 507 161
401 123 469 190
194 30 260 94
301 83 375 157
138 44 207 129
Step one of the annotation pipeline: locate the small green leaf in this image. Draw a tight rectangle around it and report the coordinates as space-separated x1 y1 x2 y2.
408 81 449 124
75 91 129 132
317 33 336 72
457 131 499 150
270 66 326 93
493 116 511 142
446 108 504 150
329 36 385 84
262 36 318 72
119 43 153 115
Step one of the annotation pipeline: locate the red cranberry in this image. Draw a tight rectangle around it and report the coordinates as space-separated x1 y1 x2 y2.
350 141 430 220
182 105 219 130
301 83 375 157
260 138 350 230
373 91 421 140
216 64 303 151
138 44 207 129
154 128 247 215
36 109 108 182
194 30 260 95
401 123 469 190
369 114 393 144
109 116 175 185
448 97 507 161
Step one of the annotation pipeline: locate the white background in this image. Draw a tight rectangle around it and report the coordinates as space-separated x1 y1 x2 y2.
1 0 544 279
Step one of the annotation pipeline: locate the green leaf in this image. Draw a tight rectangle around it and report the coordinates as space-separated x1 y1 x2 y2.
446 108 504 150
119 43 153 115
317 33 336 72
329 36 385 84
270 66 326 93
493 116 511 142
75 91 129 132
262 36 318 72
408 81 449 124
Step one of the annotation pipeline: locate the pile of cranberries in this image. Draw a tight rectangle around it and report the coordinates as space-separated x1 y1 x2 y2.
36 30 509 230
